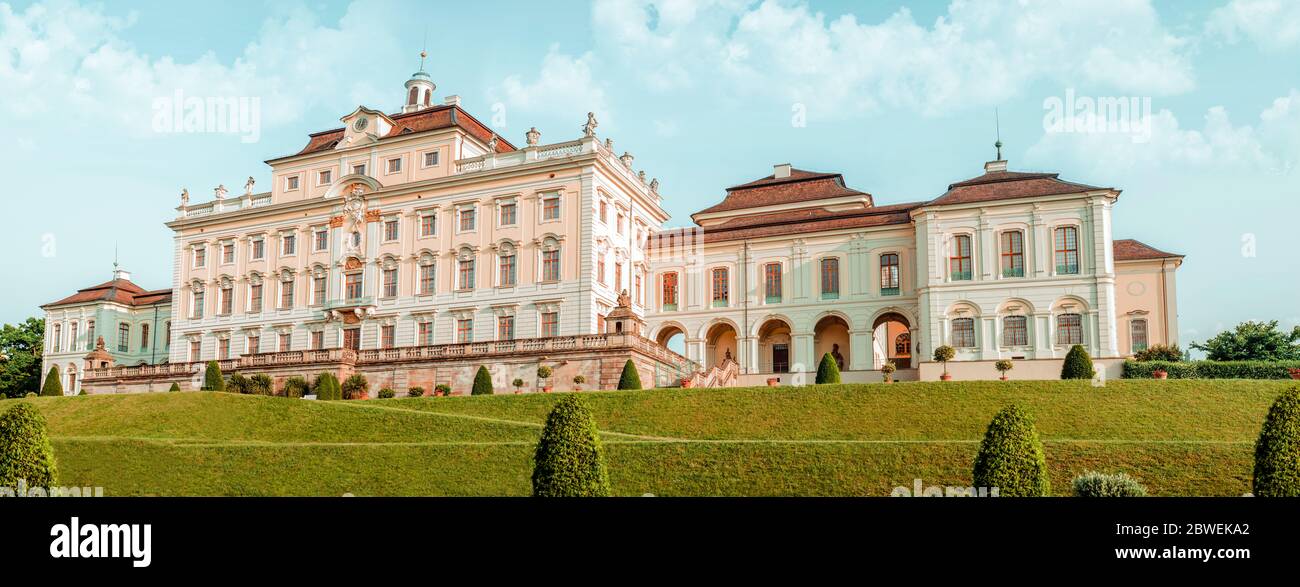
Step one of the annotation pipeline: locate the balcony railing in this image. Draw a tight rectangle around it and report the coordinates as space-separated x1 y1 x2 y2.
1002 267 1025 278
1056 264 1080 275
950 270 972 281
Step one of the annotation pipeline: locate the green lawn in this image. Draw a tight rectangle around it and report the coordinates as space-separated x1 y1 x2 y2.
13 379 1295 496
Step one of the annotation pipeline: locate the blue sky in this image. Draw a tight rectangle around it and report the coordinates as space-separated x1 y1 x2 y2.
3 0 1298 348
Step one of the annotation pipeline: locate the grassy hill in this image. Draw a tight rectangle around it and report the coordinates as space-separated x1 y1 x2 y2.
13 379 1295 496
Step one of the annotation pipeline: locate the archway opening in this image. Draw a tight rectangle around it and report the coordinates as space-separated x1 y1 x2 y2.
757 318 792 373
705 322 738 369
656 325 687 356
814 315 851 371
872 312 912 369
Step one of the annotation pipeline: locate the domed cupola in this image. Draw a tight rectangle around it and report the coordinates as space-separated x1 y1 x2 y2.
402 50 436 113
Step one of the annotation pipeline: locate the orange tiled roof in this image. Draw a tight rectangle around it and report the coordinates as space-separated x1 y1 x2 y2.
43 278 172 309
927 169 1106 206
1113 239 1183 261
281 104 516 161
695 169 872 215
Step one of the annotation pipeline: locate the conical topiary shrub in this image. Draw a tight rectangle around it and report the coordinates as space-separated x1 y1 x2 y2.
168 382 181 392
472 366 494 395
202 361 225 391
531 395 610 497
618 359 641 390
41 366 63 397
972 404 1051 497
1253 386 1300 497
0 403 58 488
1060 344 1095 380
313 372 341 401
816 352 840 384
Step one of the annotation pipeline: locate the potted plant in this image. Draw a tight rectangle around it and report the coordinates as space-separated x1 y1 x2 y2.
933 345 956 381
573 374 586 391
680 377 694 389
766 376 780 387
1288 368 1300 380
512 378 525 394
434 383 451 397
880 361 897 384
994 359 1013 381
1153 368 1168 380
537 365 554 392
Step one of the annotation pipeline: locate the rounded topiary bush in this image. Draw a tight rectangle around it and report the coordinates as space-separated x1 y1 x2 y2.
531 395 610 497
202 361 225 391
618 359 641 390
815 353 841 384
1073 471 1147 497
377 388 396 399
313 372 341 401
408 387 425 398
972 404 1051 497
1060 345 1096 380
1252 386 1300 497
342 374 369 400
41 366 63 397
472 366 493 396
0 403 58 488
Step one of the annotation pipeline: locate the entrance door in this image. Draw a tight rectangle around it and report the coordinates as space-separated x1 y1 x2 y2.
343 328 361 351
772 344 790 373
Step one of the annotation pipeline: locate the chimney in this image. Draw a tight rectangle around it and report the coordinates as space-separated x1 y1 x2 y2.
444 95 461 107
773 163 792 179
984 159 1008 173
113 267 132 282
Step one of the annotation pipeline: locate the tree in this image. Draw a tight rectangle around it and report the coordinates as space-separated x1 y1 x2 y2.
531 395 610 497
472 366 493 395
0 318 44 398
1252 387 1300 497
618 359 642 390
815 353 840 384
248 374 274 396
314 373 341 401
0 402 58 488
972 404 1050 497
1060 345 1095 380
342 374 369 400
994 359 1014 380
932 345 956 378
41 366 63 397
283 376 309 398
202 361 225 391
1193 321 1300 361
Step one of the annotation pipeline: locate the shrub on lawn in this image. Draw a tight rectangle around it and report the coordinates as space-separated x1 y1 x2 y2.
1072 471 1147 497
227 373 248 394
408 387 425 398
434 383 451 396
618 360 642 390
342 374 369 400
283 376 309 398
1060 345 1095 380
531 395 610 497
0 403 57 488
377 388 396 399
972 404 1050 497
1133 344 1183 362
41 367 62 397
816 353 841 384
994 359 1014 379
168 382 181 392
202 361 225 391
933 345 956 378
472 366 493 396
313 373 341 401
248 374 274 396
512 378 525 393
1252 386 1300 497
1122 360 1300 380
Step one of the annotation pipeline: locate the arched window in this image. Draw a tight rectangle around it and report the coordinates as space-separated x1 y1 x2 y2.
1054 226 1080 274
407 87 419 105
949 235 972 280
895 332 910 355
951 318 976 348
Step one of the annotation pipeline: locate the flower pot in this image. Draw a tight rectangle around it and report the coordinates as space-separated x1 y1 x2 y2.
883 378 893 384
940 373 953 381
1288 368 1300 380
543 386 553 393
766 378 780 387
999 375 1008 381
1153 371 1168 380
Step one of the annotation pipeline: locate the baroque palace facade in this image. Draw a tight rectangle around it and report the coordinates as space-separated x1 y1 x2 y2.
40 66 1183 394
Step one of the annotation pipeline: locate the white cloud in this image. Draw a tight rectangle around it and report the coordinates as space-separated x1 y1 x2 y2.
592 0 1195 118
493 46 612 131
1207 0 1300 51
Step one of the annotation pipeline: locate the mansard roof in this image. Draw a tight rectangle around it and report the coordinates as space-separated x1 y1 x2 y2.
43 277 172 309
694 169 873 216
278 104 517 161
1113 239 1183 262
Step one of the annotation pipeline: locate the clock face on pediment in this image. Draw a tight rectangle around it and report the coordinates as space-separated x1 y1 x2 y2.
353 118 368 132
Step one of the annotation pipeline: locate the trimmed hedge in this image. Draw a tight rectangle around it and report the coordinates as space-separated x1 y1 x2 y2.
531 395 610 497
816 353 841 384
1073 471 1147 497
41 367 63 396
313 373 342 401
0 402 58 488
202 361 225 391
1060 345 1095 380
1123 360 1300 380
618 360 642 390
472 366 493 396
972 404 1050 497
1252 386 1300 497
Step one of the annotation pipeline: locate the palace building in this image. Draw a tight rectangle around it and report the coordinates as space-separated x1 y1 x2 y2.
40 65 1183 394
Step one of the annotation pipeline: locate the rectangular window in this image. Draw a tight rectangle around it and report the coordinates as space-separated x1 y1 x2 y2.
53 324 62 353
249 284 263 313
459 208 476 231
635 273 643 305
314 229 328 252
382 268 398 298
222 243 235 264
220 287 233 315
616 212 625 234
280 278 294 309
189 340 201 362
278 333 291 352
343 328 360 351
879 254 899 295
193 291 205 319
381 325 395 349
952 318 976 348
1057 313 1083 345
420 213 436 237
247 335 260 354
1131 319 1149 353
1001 231 1025 278
1054 227 1080 275
218 338 230 360
599 200 608 223
541 312 558 338
419 264 436 295
352 163 366 176
498 316 515 340
1003 315 1028 346
141 324 149 350
311 331 324 350
950 235 972 280
312 276 326 306
193 247 206 268
542 196 560 220
383 219 399 242
596 257 606 285
711 267 729 307
69 323 78 353
456 319 473 343
662 272 678 310
282 234 296 256
499 254 516 286
252 239 264 260
318 169 332 185
86 321 95 351
285 176 299 190
418 322 434 346
764 263 782 302
345 273 363 300
822 257 842 298
387 158 402 174
499 202 517 226
614 262 623 290
117 323 130 352
424 151 439 167
542 250 560 281
458 259 475 290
